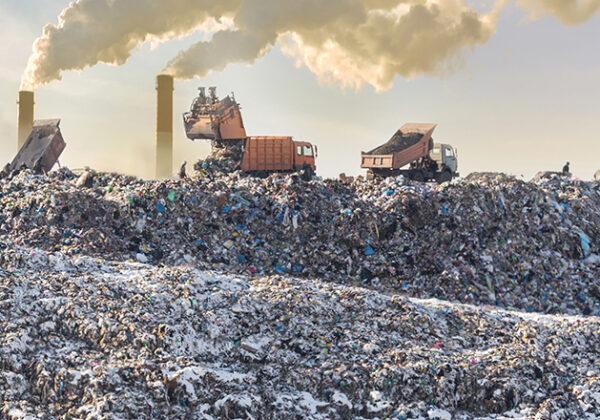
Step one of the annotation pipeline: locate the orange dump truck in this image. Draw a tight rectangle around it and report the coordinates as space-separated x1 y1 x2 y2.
184 87 317 177
361 123 458 183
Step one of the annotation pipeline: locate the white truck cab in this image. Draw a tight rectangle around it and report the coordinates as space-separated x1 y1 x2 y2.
430 143 458 175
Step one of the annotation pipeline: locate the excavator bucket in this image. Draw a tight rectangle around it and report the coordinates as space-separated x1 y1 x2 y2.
183 111 216 140
183 87 216 140
11 119 66 174
183 87 247 142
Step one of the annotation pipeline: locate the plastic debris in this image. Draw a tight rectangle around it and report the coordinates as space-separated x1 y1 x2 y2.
0 247 599 419
0 168 598 315
1 161 600 418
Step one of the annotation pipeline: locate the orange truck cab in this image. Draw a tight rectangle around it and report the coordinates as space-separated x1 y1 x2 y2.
293 141 317 171
240 137 317 175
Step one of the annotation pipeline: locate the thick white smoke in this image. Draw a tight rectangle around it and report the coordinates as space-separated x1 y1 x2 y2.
21 0 600 92
513 0 600 24
165 0 502 91
20 0 243 90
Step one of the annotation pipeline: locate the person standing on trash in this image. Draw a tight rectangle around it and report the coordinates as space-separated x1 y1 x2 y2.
179 161 187 179
562 162 570 175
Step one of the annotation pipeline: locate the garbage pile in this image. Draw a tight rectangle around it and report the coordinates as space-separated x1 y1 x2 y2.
194 143 244 175
1 246 599 419
1 166 600 316
365 130 424 155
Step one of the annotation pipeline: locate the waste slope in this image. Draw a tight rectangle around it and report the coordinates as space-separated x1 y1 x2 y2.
1 247 599 419
1 169 599 316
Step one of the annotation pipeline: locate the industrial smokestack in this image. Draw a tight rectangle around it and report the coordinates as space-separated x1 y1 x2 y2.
155 74 174 179
18 91 34 150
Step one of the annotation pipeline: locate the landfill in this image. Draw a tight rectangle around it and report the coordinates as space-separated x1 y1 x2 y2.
1 156 600 418
1 247 599 419
1 165 599 316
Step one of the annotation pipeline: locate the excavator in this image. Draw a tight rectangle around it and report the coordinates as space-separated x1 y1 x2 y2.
183 87 317 177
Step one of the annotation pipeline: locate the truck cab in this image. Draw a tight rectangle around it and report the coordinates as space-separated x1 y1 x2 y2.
294 141 317 172
429 143 458 174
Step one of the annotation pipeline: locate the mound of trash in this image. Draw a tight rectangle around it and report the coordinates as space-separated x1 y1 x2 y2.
1 165 599 316
193 143 244 175
1 247 599 419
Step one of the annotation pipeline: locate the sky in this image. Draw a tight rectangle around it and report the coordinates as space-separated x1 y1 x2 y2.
0 0 599 180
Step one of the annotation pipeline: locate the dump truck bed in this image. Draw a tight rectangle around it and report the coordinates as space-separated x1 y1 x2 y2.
241 137 295 171
11 119 66 173
361 123 437 170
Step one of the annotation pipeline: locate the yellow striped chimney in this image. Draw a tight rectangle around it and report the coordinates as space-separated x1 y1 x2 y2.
156 75 174 178
18 91 34 151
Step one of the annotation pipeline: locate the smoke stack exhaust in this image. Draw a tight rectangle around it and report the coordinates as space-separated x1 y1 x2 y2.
155 74 174 179
18 91 34 151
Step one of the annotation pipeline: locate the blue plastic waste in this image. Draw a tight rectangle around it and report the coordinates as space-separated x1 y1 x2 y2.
577 231 591 258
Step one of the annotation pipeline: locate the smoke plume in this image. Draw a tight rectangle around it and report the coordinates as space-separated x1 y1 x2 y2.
21 0 600 92
20 0 243 90
165 0 503 92
512 0 600 25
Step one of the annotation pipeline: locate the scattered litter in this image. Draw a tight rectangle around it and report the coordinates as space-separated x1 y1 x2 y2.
0 248 598 418
1 166 598 316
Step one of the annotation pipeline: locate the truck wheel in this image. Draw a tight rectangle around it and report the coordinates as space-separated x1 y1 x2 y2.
253 170 268 179
372 169 391 179
411 171 425 182
436 169 453 184
302 164 314 181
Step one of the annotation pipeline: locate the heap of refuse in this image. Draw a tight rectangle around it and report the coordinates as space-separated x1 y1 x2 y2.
1 246 599 419
1 164 600 316
193 143 244 175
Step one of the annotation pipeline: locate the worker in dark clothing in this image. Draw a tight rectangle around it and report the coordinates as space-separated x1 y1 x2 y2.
178 161 187 179
562 162 570 175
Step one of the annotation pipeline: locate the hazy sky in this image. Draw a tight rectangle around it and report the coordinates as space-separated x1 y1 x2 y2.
1 0 599 180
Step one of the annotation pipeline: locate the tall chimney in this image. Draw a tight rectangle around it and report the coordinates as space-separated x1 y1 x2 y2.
156 74 174 179
18 91 34 151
